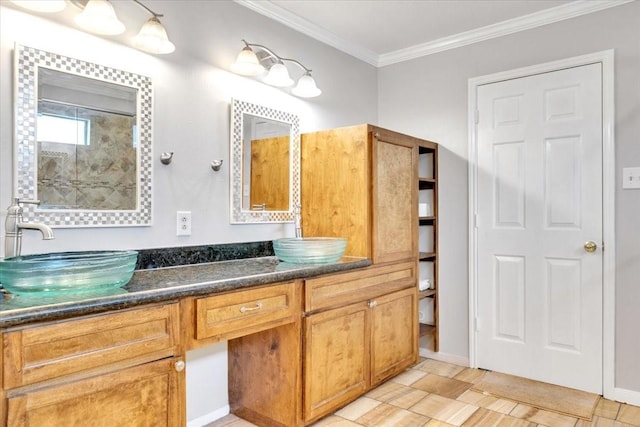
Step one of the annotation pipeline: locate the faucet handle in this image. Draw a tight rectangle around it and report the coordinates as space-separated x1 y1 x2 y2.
14 198 41 206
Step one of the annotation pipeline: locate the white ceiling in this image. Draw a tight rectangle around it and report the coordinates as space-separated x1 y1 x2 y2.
236 0 632 66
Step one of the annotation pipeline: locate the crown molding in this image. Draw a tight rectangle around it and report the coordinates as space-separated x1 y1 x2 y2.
235 0 635 68
234 0 379 66
378 0 634 66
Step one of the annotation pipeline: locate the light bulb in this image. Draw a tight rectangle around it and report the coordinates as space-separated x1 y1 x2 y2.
133 17 175 54
75 0 125 36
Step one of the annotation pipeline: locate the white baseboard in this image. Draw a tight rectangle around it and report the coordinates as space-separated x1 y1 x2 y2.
419 347 470 367
187 405 230 427
610 387 640 407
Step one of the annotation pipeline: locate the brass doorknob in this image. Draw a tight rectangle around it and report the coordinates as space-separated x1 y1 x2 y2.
584 241 597 253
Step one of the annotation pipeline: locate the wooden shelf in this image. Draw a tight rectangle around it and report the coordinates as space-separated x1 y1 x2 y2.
419 252 436 260
418 178 436 190
416 140 438 353
419 323 436 338
419 289 436 299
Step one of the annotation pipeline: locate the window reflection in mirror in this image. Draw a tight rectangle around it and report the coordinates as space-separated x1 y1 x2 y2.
37 68 138 210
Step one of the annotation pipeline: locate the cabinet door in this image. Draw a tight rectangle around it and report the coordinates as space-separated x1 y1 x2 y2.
303 302 369 423
6 357 184 427
370 287 418 386
372 130 417 264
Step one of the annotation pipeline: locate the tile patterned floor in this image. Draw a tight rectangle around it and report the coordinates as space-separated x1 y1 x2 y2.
207 359 640 427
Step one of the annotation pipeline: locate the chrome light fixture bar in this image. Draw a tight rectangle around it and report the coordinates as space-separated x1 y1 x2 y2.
47 0 176 54
231 40 321 98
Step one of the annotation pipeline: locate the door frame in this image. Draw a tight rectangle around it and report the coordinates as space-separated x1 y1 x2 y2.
467 50 615 398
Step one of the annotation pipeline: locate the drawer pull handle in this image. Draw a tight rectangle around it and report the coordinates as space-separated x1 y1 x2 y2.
174 360 185 372
240 302 263 313
369 300 378 309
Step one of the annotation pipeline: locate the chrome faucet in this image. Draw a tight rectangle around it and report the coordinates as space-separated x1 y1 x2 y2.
4 198 54 258
294 204 302 238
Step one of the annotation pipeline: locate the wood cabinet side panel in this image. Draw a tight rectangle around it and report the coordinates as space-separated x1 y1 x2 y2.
301 125 371 258
229 321 302 427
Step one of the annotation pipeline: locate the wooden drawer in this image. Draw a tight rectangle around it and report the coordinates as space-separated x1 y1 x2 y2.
304 261 416 313
194 281 300 343
2 303 180 389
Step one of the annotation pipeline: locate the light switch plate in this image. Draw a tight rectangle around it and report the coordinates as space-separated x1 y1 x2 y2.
622 167 640 189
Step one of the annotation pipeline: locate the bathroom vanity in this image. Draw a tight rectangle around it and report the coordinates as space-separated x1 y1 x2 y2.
0 254 419 426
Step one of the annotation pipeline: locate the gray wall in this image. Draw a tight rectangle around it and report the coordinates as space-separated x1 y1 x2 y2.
378 1 640 392
0 2 377 422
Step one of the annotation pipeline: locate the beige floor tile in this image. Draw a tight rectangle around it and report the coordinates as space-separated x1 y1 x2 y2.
461 407 505 426
457 390 518 415
495 415 537 427
412 373 473 399
205 414 257 427
335 397 382 421
392 368 429 386
509 403 578 427
411 394 479 426
424 420 456 426
454 368 488 385
417 359 467 378
388 388 431 409
575 415 636 427
617 404 640 426
356 402 431 427
595 399 621 419
311 415 364 427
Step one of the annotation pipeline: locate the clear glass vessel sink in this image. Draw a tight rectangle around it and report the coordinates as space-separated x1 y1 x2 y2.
0 251 138 295
273 237 347 264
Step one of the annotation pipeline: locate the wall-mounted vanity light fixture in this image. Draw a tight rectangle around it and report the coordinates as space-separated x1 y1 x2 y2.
11 0 175 54
231 39 321 98
211 160 223 172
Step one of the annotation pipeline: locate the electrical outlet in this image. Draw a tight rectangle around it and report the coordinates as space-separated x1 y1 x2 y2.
176 211 192 236
622 167 640 189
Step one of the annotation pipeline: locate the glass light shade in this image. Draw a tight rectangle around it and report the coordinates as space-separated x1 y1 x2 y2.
230 47 265 76
263 63 294 87
132 17 175 54
74 0 125 35
292 73 322 98
11 0 66 12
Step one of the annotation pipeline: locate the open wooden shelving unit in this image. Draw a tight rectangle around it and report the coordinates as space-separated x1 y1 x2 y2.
416 141 439 352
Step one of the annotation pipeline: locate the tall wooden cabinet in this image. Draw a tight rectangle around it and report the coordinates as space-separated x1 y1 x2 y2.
417 141 439 352
301 124 418 264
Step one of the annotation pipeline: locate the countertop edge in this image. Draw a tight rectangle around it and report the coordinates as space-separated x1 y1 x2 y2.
0 257 372 329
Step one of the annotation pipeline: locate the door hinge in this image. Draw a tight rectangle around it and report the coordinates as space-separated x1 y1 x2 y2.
475 109 479 124
474 317 480 332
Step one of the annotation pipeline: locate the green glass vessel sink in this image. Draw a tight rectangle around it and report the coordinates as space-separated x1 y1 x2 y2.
273 237 347 264
0 251 138 295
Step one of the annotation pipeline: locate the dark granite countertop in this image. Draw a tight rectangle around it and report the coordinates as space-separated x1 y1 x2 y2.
0 256 371 329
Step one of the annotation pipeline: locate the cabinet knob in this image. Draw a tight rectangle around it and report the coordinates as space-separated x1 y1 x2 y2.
174 360 185 372
369 300 378 309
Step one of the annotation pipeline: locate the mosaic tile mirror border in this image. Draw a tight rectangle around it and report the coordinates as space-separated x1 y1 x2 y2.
230 98 300 224
14 44 153 227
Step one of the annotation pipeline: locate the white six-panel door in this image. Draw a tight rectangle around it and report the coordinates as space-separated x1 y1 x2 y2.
476 63 603 393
